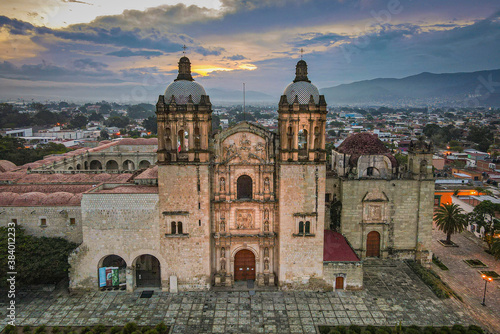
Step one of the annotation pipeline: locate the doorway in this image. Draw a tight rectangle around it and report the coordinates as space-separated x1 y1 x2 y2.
366 231 381 257
135 254 161 288
234 249 256 281
335 276 344 290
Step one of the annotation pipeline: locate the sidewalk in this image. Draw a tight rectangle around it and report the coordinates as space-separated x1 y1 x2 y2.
431 228 500 333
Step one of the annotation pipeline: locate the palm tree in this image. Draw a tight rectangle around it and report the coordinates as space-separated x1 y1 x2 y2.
492 239 500 260
434 203 467 245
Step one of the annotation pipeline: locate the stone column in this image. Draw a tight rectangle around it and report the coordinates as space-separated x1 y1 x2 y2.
126 266 134 292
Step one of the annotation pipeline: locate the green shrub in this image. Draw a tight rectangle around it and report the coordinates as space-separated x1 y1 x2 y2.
92 325 107 334
0 226 78 288
144 330 158 334
80 327 92 334
23 326 32 334
122 323 139 334
467 325 483 334
154 322 168 334
406 329 421 334
35 325 47 334
465 331 479 334
375 330 390 334
364 325 377 334
439 327 451 334
110 326 121 334
423 326 436 334
52 327 60 334
349 325 362 334
329 331 341 334
451 325 466 334
4 325 16 334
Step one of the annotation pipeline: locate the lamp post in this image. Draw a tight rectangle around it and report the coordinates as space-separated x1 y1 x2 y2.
481 274 493 306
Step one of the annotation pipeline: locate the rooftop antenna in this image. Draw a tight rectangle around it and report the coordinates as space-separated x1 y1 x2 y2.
300 48 304 59
243 82 246 121
182 44 187 55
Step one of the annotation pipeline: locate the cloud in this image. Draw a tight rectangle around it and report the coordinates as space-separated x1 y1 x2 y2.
73 58 108 70
291 32 347 47
0 60 113 82
224 54 247 61
106 48 163 58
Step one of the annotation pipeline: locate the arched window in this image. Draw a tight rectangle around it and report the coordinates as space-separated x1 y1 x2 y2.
367 167 374 176
299 221 304 234
178 130 188 152
305 221 311 234
177 222 183 234
420 160 427 174
194 127 201 149
171 221 176 234
237 175 253 199
314 137 319 149
298 129 308 150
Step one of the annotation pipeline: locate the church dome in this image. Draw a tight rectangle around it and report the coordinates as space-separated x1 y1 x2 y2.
165 80 206 104
283 60 320 104
337 133 398 167
164 56 206 104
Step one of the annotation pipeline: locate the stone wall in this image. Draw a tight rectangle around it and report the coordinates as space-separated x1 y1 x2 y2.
158 164 212 291
69 192 160 290
323 262 363 290
278 163 326 289
0 206 82 243
337 178 434 260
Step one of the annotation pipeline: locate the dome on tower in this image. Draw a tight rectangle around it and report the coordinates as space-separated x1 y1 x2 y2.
164 56 207 104
283 60 320 104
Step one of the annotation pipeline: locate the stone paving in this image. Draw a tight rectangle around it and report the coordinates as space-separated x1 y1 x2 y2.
432 227 500 334
2 261 478 333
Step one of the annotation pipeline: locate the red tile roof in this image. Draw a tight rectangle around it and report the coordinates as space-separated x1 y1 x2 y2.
323 230 360 262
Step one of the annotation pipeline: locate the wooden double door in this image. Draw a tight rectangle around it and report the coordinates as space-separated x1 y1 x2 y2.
366 231 381 257
234 250 256 281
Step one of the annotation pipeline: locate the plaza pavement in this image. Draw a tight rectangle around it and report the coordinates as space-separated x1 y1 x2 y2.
1 260 480 334
431 227 500 334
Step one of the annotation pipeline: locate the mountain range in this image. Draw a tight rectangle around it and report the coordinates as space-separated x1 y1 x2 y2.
319 69 500 107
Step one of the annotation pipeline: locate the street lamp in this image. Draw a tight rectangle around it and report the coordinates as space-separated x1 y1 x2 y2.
481 274 493 306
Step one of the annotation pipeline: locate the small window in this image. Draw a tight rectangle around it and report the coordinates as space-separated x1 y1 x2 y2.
177 222 183 234
305 221 311 234
325 193 331 202
171 221 177 234
40 218 47 227
367 167 374 176
299 221 304 234
69 218 76 225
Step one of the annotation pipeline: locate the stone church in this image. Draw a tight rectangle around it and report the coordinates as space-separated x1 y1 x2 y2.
0 56 434 292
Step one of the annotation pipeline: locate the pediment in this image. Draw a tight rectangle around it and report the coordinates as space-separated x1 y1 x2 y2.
362 189 389 202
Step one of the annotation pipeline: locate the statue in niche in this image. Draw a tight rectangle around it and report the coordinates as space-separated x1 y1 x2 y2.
220 220 225 232
220 177 225 192
221 247 226 258
264 209 269 220
264 259 269 271
264 177 270 192
264 221 270 232
220 211 225 219
220 259 226 271
264 247 269 258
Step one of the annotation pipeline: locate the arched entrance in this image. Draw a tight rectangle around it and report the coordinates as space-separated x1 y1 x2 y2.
106 160 119 170
135 254 161 288
234 249 255 281
98 255 127 289
90 160 102 170
366 231 381 257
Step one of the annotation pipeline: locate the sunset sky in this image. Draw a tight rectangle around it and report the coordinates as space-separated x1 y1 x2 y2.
0 0 499 103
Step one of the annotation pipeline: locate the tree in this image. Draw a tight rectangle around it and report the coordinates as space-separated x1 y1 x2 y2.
468 200 500 251
105 116 130 128
69 115 88 129
142 116 157 135
99 129 109 140
88 112 104 122
492 239 500 260
434 203 467 245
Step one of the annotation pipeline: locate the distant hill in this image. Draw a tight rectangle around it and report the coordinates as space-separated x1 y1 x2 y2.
320 69 500 106
206 88 275 103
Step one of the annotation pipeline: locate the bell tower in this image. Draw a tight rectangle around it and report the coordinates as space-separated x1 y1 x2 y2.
277 59 327 289
278 60 327 162
156 56 212 164
156 56 212 291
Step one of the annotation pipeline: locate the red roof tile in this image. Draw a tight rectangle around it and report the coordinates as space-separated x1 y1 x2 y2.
323 230 360 262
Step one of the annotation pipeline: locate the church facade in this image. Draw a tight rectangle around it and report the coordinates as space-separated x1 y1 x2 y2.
0 56 434 292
